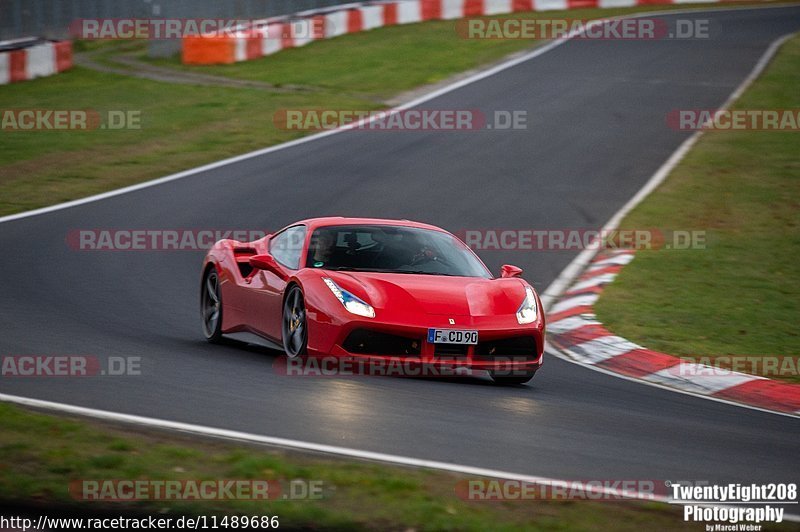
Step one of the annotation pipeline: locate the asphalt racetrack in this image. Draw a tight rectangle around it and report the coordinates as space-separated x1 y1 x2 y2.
1 6 798 487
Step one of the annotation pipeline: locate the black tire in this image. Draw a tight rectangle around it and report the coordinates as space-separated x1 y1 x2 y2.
201 267 223 343
282 285 308 358
489 369 537 385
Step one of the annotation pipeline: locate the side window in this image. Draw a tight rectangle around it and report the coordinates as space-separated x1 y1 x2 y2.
270 225 306 269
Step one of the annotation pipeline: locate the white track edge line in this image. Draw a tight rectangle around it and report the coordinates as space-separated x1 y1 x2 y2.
0 3 798 226
1 391 798 518
545 346 800 420
541 31 798 416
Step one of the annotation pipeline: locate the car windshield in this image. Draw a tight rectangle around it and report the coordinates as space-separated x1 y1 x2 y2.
306 225 491 278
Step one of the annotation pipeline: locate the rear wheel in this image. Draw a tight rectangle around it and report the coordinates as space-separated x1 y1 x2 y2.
489 369 537 385
282 285 308 358
201 267 223 343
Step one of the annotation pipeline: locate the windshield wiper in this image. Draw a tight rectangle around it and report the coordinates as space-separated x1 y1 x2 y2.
391 270 459 276
325 267 386 272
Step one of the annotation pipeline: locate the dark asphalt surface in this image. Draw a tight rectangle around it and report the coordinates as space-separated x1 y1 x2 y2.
1 7 798 486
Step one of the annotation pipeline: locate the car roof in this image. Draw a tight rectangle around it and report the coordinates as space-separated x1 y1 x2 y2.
292 217 448 233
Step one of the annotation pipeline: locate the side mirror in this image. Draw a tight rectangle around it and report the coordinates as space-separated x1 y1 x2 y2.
500 264 523 278
249 253 287 280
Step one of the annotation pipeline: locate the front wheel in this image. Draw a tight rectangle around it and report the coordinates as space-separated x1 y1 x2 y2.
201 267 223 343
282 285 308 358
489 369 537 385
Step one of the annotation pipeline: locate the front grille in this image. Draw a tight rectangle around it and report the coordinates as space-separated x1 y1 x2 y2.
434 343 469 357
343 329 421 357
475 336 537 362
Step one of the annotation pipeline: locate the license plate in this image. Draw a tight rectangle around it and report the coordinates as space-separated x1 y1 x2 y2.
427 328 478 345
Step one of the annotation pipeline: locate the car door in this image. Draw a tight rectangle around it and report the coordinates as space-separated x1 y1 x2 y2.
249 225 307 341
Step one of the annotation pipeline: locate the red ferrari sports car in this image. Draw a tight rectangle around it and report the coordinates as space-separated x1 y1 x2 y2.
200 217 544 384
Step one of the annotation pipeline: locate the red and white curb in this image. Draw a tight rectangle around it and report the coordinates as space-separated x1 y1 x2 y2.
0 40 73 85
546 249 800 416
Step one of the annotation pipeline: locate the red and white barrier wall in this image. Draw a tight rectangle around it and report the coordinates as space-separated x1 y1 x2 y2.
0 41 73 85
182 0 724 65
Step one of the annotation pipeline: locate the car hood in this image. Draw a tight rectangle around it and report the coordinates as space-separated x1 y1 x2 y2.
325 271 527 316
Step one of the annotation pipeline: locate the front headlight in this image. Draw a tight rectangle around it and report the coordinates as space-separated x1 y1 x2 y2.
323 278 376 318
516 286 538 324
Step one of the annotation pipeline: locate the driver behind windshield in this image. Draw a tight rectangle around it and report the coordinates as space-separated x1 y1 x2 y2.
309 230 336 267
305 225 490 278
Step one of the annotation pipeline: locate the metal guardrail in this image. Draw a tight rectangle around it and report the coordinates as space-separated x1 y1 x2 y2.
0 36 47 52
0 0 356 56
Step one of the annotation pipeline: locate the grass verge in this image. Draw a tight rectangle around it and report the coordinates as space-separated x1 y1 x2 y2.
0 402 703 531
0 3 772 217
594 33 800 384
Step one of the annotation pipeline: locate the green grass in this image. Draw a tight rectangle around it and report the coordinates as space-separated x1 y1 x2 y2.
0 2 770 217
0 402 709 531
594 33 800 383
0 67 375 215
